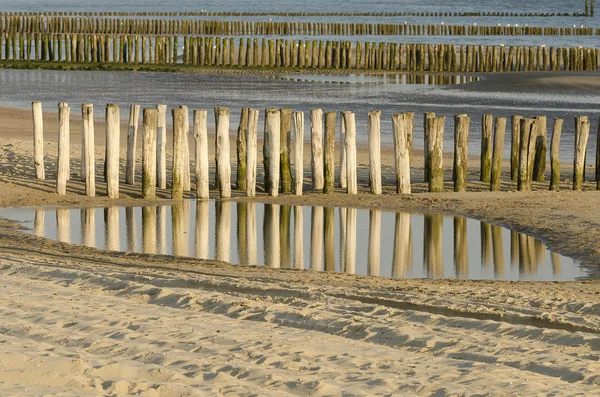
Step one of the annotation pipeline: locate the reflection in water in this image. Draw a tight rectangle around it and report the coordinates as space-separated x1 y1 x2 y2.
13 202 590 282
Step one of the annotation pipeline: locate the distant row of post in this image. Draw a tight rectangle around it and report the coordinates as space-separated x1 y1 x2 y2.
31 102 599 199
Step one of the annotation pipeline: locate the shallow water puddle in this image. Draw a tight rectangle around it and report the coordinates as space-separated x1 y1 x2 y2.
0 202 588 281
278 73 480 85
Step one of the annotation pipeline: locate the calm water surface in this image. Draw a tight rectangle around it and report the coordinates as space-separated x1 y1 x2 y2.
0 201 589 282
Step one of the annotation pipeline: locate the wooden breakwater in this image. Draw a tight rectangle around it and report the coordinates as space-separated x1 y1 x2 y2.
1 35 598 72
2 16 600 37
30 102 599 200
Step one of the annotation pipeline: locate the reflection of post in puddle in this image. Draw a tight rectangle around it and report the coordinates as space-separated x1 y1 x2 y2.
280 205 292 268
534 239 546 270
551 252 562 276
34 209 45 237
453 217 468 279
215 201 231 263
310 206 324 271
324 207 335 272
480 222 492 273
518 233 537 276
345 208 357 275
125 207 137 252
491 225 505 279
339 207 347 273
142 206 157 254
424 214 443 278
157 206 167 255
263 204 280 268
510 230 519 269
195 200 209 259
293 206 304 269
171 201 186 257
246 202 257 266
104 206 119 251
237 202 248 265
81 208 96 248
392 212 412 279
527 236 539 275
183 200 191 256
368 209 381 276
56 208 70 243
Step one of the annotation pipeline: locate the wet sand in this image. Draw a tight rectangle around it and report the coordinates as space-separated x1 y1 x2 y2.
1 73 600 395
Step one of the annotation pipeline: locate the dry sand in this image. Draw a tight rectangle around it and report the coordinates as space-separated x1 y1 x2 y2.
1 103 600 396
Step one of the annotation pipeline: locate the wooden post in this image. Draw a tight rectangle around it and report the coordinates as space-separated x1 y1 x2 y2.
549 118 563 191
125 104 140 185
368 110 382 194
171 107 185 199
180 105 191 191
215 107 231 198
156 104 167 189
344 111 357 194
280 108 293 193
392 113 411 194
429 116 445 192
141 108 157 199
310 109 324 190
293 111 304 195
236 107 248 191
56 102 70 195
480 113 493 182
423 112 435 182
573 116 590 191
533 116 547 182
81 103 95 197
339 111 347 188
194 110 209 199
32 101 45 180
323 111 336 194
596 118 600 190
454 114 470 192
490 117 507 191
517 118 537 192
265 108 281 197
510 115 523 181
105 103 120 199
246 108 259 197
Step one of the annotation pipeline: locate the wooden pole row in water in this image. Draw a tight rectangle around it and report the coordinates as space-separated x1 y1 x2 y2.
31 102 600 198
3 34 598 73
3 15 599 37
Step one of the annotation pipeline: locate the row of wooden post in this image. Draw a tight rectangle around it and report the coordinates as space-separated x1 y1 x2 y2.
32 102 600 200
3 15 599 37
35 203 563 279
4 34 599 73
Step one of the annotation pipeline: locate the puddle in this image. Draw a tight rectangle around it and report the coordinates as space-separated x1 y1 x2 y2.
277 73 480 85
0 202 587 281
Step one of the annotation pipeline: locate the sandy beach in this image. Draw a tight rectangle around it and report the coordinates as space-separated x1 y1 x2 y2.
1 76 600 396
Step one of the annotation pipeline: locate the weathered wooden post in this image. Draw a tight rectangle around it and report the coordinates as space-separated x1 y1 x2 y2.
573 116 590 191
392 113 411 194
32 101 45 180
194 109 209 199
81 103 95 197
596 119 600 190
125 104 140 185
423 112 435 182
105 103 120 199
293 111 304 195
549 118 563 191
510 115 523 181
142 108 157 199
429 116 445 192
533 116 547 182
490 117 507 191
310 109 324 190
480 113 493 182
517 118 537 191
453 114 470 192
339 111 347 188
171 107 185 199
246 108 259 197
215 106 232 198
344 111 357 194
280 108 293 193
323 111 336 194
156 104 167 189
236 107 248 191
368 110 382 194
264 108 281 196
56 102 70 195
180 105 191 192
